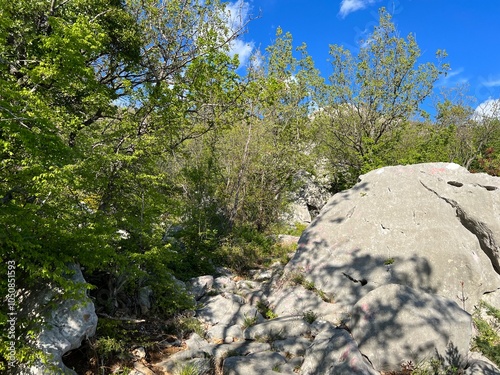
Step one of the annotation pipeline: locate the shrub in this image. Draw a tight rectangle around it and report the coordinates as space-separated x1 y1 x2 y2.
472 301 500 366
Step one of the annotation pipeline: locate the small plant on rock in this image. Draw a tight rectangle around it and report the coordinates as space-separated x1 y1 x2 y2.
257 300 278 320
290 271 306 286
384 258 395 265
242 313 258 329
290 271 315 290
176 362 202 375
303 310 319 324
255 329 284 344
288 271 333 303
167 316 205 339
265 309 278 320
411 344 465 375
316 288 333 303
272 363 282 372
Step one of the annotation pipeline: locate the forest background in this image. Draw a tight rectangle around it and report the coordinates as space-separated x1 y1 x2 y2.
1 0 499 369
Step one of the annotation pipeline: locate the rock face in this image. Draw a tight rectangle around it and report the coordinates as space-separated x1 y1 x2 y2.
286 170 335 225
150 163 500 375
284 162 500 371
286 163 500 314
21 264 98 375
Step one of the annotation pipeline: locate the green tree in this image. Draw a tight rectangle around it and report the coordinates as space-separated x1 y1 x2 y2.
315 7 448 186
472 100 500 175
216 28 321 231
427 86 500 171
165 28 323 274
0 0 248 369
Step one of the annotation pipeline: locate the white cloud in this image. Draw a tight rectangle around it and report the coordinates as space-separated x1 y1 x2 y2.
224 0 254 68
225 0 250 32
436 67 468 87
339 0 381 18
445 68 464 79
474 98 500 120
228 39 254 67
481 78 500 88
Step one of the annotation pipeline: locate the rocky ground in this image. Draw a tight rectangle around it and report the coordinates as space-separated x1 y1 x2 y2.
64 257 499 375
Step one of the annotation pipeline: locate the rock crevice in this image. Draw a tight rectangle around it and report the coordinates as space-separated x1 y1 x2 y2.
420 179 500 275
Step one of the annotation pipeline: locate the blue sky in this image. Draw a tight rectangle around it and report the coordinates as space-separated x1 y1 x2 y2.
228 0 500 114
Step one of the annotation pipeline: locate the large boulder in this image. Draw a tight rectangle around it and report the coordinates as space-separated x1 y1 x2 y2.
21 264 98 375
285 163 500 314
274 163 500 372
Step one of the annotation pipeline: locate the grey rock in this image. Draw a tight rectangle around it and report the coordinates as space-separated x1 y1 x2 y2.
156 333 215 370
251 268 275 282
130 362 155 375
465 361 500 375
213 276 236 293
224 292 247 305
223 351 288 375
237 288 267 306
286 163 500 314
466 352 500 374
189 275 214 300
350 283 472 372
131 346 147 360
185 332 210 352
301 323 377 375
155 332 214 372
309 319 333 336
482 289 500 310
244 316 311 341
22 264 97 375
236 279 261 291
206 324 243 343
210 341 272 359
137 286 152 315
288 201 313 224
292 169 335 221
235 280 267 305
273 336 312 357
196 293 261 327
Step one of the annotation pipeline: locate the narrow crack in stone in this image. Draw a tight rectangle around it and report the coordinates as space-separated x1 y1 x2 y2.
420 180 500 275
